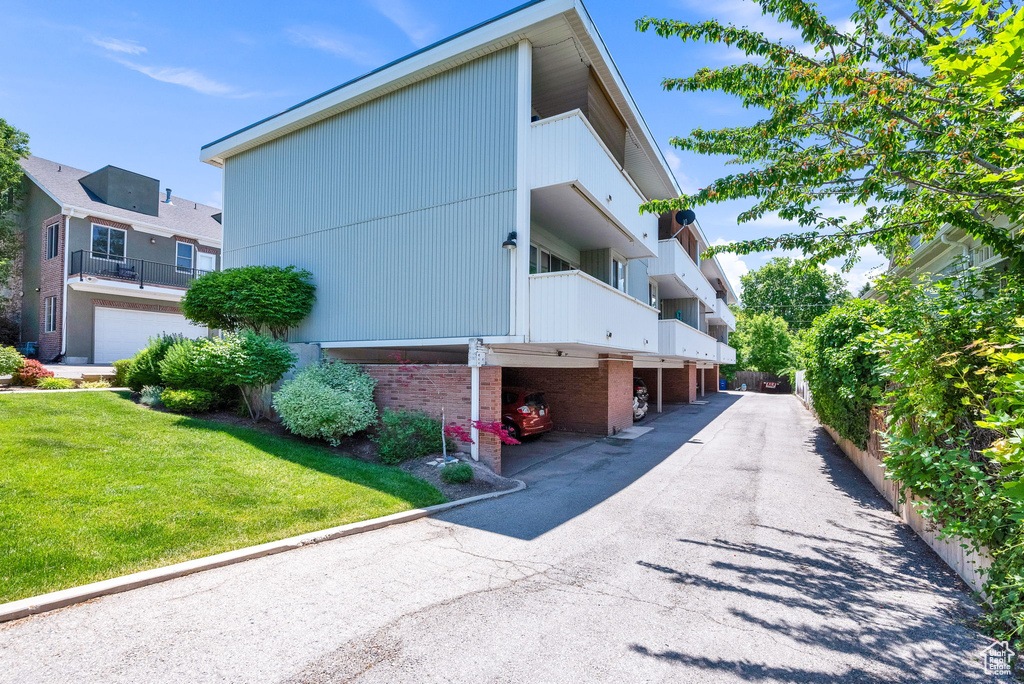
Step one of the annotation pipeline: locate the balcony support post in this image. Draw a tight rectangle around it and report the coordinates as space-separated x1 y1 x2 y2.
657 367 663 414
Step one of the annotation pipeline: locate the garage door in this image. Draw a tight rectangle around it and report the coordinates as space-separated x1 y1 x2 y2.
93 307 208 363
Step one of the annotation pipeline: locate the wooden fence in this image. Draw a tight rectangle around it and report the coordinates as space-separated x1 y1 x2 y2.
727 371 792 394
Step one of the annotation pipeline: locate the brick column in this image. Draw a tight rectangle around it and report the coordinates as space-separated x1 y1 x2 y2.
38 214 66 361
706 366 720 393
662 364 698 403
600 354 634 436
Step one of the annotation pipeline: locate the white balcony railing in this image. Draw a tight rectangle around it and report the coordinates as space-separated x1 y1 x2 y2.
648 239 718 310
529 271 658 353
529 111 659 259
658 319 718 362
717 342 737 365
707 298 737 331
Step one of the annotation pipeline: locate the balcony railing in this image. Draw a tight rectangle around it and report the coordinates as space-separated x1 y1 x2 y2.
648 239 718 310
529 111 659 259
717 342 737 365
658 319 719 362
528 270 658 353
707 297 737 331
69 251 212 290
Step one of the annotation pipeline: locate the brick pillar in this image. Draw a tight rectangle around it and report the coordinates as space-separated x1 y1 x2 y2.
38 214 66 361
476 366 502 474
706 366 720 393
600 354 633 435
663 364 698 403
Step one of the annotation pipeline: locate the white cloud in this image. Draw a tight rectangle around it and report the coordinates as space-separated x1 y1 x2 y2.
116 60 251 97
286 26 383 66
367 0 439 48
825 245 888 295
710 238 750 296
90 36 147 55
663 148 699 194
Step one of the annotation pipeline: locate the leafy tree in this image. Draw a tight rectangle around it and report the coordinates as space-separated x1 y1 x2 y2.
181 265 316 339
0 120 29 293
637 1 1024 269
740 257 850 330
730 311 797 375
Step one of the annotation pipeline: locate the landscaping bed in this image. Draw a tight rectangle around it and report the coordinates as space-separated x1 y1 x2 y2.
0 391 445 604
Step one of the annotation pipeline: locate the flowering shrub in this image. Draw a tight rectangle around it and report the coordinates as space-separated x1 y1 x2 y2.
35 377 75 390
274 361 377 445
13 359 54 387
160 388 215 413
0 345 23 376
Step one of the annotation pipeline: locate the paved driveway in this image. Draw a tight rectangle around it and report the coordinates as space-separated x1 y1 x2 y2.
0 392 993 682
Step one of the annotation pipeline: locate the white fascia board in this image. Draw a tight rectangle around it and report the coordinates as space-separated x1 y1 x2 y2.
63 206 222 249
320 336 526 349
67 278 186 303
200 0 575 166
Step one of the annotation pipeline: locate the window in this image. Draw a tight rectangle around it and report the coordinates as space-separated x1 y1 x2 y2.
176 242 194 272
529 244 574 274
611 257 627 292
91 225 126 261
43 296 57 333
648 279 659 308
45 223 59 260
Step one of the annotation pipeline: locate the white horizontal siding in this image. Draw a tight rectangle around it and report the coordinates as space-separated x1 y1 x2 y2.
648 239 718 310
658 319 718 362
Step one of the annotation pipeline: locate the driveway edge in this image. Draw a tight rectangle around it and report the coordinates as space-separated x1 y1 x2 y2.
0 479 526 623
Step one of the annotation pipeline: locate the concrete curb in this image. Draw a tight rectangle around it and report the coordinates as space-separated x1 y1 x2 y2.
0 479 526 623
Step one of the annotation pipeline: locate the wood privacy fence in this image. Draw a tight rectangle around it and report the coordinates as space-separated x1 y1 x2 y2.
727 371 792 393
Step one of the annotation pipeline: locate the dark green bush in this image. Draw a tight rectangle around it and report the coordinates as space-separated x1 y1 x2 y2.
441 462 474 484
126 335 183 391
111 359 132 387
373 410 448 465
181 265 316 339
160 388 215 413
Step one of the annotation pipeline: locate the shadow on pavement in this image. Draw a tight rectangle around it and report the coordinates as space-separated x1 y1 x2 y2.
437 391 742 541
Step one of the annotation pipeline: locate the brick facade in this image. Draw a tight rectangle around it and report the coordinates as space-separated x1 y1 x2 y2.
659 365 697 404
37 214 66 361
173 235 221 256
704 366 720 393
503 355 634 436
360 364 503 474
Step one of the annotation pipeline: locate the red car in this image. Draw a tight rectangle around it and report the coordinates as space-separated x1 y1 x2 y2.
501 388 553 441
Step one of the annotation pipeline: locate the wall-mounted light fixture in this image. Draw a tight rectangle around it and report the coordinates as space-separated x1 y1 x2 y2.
150 237 157 244
502 231 518 249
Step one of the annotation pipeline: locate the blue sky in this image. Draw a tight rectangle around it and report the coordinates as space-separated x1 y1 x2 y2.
1 0 885 295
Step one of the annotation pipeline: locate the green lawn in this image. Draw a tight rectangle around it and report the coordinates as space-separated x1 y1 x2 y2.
0 391 444 603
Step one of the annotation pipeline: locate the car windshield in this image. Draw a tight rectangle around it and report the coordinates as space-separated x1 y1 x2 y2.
525 393 545 407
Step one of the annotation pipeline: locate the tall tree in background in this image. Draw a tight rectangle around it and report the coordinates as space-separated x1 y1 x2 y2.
729 311 797 376
637 0 1024 269
0 119 29 287
740 257 850 330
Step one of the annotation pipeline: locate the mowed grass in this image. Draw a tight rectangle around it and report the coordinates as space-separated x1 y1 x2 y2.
0 391 444 603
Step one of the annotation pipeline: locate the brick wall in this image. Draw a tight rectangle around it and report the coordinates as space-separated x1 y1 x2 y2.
503 356 633 436
89 298 182 314
705 366 720 393
360 364 503 474
37 214 66 361
658 365 697 404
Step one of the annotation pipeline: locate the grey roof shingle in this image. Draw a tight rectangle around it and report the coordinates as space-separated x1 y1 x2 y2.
19 155 222 244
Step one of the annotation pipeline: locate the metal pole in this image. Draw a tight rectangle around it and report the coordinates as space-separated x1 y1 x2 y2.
657 367 663 413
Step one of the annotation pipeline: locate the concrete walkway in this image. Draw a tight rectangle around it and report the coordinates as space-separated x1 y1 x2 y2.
0 393 993 682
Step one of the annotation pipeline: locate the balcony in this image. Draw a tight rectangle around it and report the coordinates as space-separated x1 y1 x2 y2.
648 239 718 310
707 298 737 331
658 319 718 362
717 342 737 365
529 111 658 259
69 251 212 290
528 270 658 353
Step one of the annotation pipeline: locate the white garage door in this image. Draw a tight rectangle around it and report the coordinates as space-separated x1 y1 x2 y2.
93 307 208 363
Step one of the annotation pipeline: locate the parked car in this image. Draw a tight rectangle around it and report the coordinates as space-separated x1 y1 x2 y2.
633 377 649 421
501 387 553 441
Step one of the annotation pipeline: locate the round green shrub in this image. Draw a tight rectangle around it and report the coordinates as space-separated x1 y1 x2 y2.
273 361 377 446
441 462 474 484
0 345 23 376
373 409 447 465
126 335 183 391
111 359 133 387
35 377 76 390
160 388 215 413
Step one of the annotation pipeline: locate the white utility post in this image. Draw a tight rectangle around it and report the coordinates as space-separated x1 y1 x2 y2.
468 338 486 462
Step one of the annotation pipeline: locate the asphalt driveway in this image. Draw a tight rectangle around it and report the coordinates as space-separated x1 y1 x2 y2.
0 392 994 682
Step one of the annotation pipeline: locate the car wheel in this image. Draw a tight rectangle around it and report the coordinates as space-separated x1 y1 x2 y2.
503 421 521 442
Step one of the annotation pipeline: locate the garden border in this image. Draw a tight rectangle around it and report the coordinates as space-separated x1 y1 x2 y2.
0 480 526 623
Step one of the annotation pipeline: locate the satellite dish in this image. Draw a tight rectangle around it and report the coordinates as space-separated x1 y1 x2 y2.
675 209 696 226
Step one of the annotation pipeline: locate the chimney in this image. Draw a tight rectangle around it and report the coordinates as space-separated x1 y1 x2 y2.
164 188 172 203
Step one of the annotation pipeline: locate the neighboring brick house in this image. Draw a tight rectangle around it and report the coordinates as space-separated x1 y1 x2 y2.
9 155 222 363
